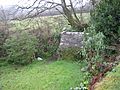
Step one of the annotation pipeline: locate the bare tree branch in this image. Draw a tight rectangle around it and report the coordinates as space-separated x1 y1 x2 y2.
69 0 80 23
15 0 89 31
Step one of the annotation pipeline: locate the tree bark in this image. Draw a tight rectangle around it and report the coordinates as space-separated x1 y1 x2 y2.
61 0 88 31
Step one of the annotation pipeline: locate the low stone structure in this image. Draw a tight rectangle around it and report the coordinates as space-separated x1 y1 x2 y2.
59 31 84 49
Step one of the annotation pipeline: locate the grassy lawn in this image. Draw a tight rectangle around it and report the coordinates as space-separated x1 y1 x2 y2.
0 60 85 90
95 64 120 90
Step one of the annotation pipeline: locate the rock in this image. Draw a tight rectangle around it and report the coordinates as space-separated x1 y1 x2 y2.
116 55 120 61
59 31 84 49
74 87 80 90
37 57 43 61
81 67 88 72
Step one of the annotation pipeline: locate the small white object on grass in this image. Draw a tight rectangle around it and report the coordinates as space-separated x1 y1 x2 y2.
37 57 43 61
74 87 80 90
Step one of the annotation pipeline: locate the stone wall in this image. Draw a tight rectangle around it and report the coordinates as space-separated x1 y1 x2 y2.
59 31 84 49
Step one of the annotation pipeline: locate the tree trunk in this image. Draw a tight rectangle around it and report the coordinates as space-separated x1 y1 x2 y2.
61 0 88 31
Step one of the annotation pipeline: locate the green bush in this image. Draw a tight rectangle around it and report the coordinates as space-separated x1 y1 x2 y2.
4 32 38 65
82 25 105 75
91 0 120 45
36 34 60 59
0 23 9 58
59 47 83 61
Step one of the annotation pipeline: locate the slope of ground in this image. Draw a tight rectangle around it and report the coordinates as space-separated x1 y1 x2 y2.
95 64 120 90
0 60 85 90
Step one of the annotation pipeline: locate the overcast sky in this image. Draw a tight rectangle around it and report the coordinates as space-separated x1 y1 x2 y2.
0 0 89 6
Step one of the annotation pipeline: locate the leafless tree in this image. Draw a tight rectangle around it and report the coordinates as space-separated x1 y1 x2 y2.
17 0 90 31
60 0 88 31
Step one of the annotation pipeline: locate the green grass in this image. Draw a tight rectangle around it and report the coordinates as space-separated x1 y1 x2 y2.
0 60 85 90
9 13 90 32
95 64 120 90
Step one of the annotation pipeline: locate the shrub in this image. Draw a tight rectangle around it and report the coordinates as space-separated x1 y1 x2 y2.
0 22 9 58
4 32 38 65
82 25 106 75
30 28 60 59
58 47 83 61
91 0 120 45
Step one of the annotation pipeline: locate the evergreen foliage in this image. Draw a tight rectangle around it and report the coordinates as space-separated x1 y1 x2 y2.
4 32 38 65
91 0 120 45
